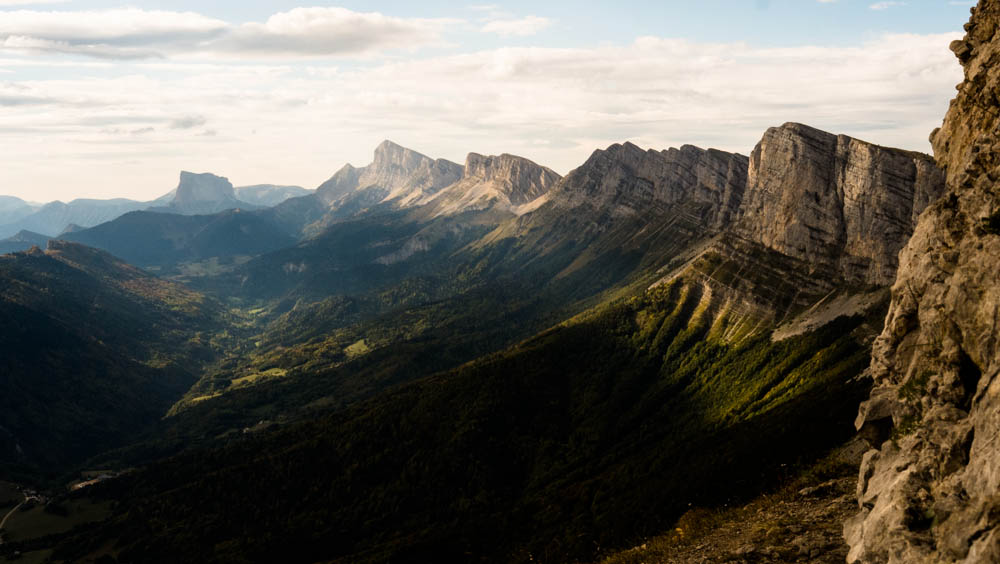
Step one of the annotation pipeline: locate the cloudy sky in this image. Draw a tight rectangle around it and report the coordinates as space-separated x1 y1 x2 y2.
0 0 975 201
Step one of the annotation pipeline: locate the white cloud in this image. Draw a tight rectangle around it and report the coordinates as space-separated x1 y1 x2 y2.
870 2 906 10
481 16 551 36
0 32 964 201
0 7 456 59
222 7 455 56
0 8 226 58
817 0 838 3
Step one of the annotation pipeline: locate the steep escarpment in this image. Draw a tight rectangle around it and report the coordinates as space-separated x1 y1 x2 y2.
656 124 944 333
846 3 1000 563
549 142 748 228
163 171 253 215
737 123 944 287
173 171 236 206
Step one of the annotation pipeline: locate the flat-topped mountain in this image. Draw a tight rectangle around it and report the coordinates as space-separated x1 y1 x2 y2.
175 171 236 204
158 171 255 216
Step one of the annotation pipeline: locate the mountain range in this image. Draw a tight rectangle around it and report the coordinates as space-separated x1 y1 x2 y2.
3 8 999 555
0 114 955 564
0 173 311 239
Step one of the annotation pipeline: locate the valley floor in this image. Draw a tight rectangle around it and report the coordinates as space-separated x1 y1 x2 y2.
597 442 864 564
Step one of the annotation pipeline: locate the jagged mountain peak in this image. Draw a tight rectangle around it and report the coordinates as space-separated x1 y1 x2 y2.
371 140 437 171
315 141 463 210
592 140 648 161
550 139 748 229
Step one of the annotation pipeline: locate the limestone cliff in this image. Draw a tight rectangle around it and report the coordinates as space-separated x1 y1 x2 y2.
419 153 560 217
550 142 749 228
315 140 463 207
172 171 237 206
847 2 1000 562
737 123 944 287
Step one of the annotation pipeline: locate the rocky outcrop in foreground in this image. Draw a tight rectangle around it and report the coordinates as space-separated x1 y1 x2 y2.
737 123 945 287
847 2 1000 562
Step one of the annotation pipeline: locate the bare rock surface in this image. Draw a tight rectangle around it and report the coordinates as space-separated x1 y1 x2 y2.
551 142 749 229
420 153 560 217
172 171 237 206
737 123 945 287
847 2 1000 562
315 140 463 207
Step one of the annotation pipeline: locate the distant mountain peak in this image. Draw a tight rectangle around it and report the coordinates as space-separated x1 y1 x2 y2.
375 139 407 153
371 140 436 172
59 224 86 235
316 141 463 209
316 164 363 204
173 171 237 205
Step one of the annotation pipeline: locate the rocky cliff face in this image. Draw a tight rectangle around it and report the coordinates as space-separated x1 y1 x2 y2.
846 3 1000 563
315 141 463 208
173 171 237 206
462 153 559 206
551 142 749 228
418 153 560 217
737 123 945 287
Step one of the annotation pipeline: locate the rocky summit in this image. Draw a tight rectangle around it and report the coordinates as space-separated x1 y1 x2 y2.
315 140 463 207
847 2 1000 563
